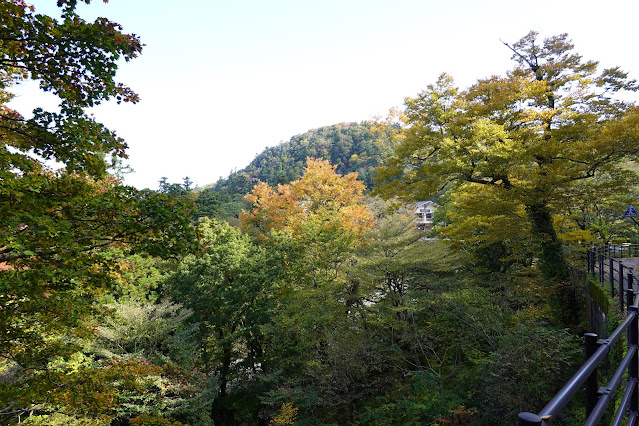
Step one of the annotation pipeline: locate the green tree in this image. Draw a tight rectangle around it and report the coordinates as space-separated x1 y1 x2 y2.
0 1 197 421
375 32 639 282
89 300 212 425
238 159 380 422
481 325 581 423
192 188 233 219
351 203 462 310
555 173 639 244
165 218 275 425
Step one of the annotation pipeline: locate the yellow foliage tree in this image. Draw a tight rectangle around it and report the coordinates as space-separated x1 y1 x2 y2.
375 32 639 282
240 159 376 408
269 402 298 426
241 158 373 240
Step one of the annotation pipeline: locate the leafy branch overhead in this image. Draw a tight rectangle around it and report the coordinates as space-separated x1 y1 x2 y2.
0 1 197 422
1 0 142 178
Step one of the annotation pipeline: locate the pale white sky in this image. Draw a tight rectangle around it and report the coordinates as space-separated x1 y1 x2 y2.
9 0 639 189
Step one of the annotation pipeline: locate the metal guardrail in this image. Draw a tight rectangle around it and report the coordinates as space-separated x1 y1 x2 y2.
518 244 639 425
588 244 639 313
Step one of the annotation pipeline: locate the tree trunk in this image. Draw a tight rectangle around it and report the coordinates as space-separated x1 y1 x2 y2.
526 203 569 282
527 203 581 327
211 335 236 425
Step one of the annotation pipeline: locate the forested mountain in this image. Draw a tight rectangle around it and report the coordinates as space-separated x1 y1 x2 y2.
193 122 396 220
222 121 395 189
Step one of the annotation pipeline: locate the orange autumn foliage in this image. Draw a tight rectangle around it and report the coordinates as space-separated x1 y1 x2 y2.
240 158 373 240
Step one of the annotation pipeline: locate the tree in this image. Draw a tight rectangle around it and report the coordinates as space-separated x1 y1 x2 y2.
350 202 462 310
1 0 141 177
0 1 196 421
241 158 373 341
481 325 581 423
158 177 194 195
375 32 639 282
165 218 274 425
89 300 211 425
238 159 379 422
241 157 373 239
554 173 639 245
438 184 536 273
192 188 232 219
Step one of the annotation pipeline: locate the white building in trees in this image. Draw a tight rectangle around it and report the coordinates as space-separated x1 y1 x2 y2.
414 201 437 231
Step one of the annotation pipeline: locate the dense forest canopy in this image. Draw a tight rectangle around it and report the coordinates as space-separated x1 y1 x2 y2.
240 121 396 188
2 1 639 424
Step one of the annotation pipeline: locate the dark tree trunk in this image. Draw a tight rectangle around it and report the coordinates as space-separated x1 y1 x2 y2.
527 203 581 328
527 203 569 282
211 336 237 425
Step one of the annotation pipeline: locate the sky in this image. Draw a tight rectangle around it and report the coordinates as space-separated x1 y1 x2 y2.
8 0 639 189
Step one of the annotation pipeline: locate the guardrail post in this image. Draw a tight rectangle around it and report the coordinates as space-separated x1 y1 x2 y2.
628 283 636 421
610 257 615 297
585 333 599 417
620 261 625 312
599 253 604 283
629 302 638 419
517 412 543 425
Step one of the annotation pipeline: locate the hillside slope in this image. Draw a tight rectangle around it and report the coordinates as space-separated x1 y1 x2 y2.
195 122 395 219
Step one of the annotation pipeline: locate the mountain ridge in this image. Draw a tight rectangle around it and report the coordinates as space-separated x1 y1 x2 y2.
194 121 395 219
